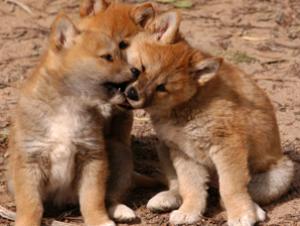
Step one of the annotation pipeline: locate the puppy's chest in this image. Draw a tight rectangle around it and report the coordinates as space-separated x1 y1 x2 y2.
46 109 80 191
45 104 101 191
154 119 213 165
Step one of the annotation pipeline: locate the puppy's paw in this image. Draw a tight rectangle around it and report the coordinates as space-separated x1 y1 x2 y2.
147 190 181 212
228 203 266 226
254 203 266 222
108 204 136 222
169 209 201 225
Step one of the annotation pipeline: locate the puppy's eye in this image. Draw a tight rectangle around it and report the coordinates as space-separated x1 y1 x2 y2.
119 41 129 49
101 54 113 62
156 84 167 92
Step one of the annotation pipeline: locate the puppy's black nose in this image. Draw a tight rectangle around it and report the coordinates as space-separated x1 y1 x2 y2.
130 67 141 79
126 87 139 101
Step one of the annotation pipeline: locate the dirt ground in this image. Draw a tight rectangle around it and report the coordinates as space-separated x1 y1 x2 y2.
0 0 300 225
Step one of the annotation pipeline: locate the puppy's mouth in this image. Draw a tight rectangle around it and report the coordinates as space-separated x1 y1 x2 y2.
102 81 133 109
103 81 129 95
117 99 133 110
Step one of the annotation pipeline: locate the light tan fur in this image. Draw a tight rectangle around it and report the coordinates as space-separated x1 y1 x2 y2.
78 0 158 222
7 13 137 226
124 12 294 226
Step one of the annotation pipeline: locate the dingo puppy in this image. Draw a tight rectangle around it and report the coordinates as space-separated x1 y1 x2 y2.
7 13 136 226
78 0 157 222
124 11 294 226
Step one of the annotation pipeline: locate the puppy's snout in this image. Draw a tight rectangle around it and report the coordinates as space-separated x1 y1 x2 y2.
130 67 141 79
126 86 139 101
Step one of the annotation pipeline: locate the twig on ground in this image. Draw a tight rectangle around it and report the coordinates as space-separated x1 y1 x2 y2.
15 25 49 35
183 14 221 21
254 77 300 83
3 0 34 15
0 204 15 221
241 36 269 41
219 22 273 30
261 59 287 65
134 116 149 121
273 41 300 50
0 205 81 226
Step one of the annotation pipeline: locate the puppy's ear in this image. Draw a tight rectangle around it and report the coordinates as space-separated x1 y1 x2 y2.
190 52 223 86
50 14 80 51
146 11 181 44
131 3 155 28
80 0 109 17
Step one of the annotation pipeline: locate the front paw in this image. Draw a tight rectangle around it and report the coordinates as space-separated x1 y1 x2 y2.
169 209 201 225
228 203 266 226
15 217 41 226
108 204 136 222
147 190 182 212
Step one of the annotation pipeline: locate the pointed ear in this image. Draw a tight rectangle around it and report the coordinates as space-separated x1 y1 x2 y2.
190 55 223 86
50 14 80 51
131 3 155 28
146 11 180 44
80 0 109 17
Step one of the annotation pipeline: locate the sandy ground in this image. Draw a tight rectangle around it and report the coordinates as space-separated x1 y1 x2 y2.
0 0 300 225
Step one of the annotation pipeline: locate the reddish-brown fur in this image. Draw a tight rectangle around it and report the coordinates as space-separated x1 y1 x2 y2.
78 0 158 222
125 12 294 226
7 13 136 226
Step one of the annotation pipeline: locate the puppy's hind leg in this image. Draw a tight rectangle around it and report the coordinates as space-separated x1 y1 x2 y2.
210 145 266 226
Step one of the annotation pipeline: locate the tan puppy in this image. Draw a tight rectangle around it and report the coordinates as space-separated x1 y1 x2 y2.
78 0 156 222
124 12 294 226
7 13 137 226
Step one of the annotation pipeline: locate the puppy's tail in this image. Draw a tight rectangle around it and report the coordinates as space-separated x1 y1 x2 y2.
132 171 166 189
248 156 294 205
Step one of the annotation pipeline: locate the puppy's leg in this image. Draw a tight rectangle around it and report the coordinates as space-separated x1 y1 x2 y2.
79 158 115 226
107 140 136 222
105 109 136 222
12 162 43 226
147 142 181 212
210 145 266 226
169 149 209 225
